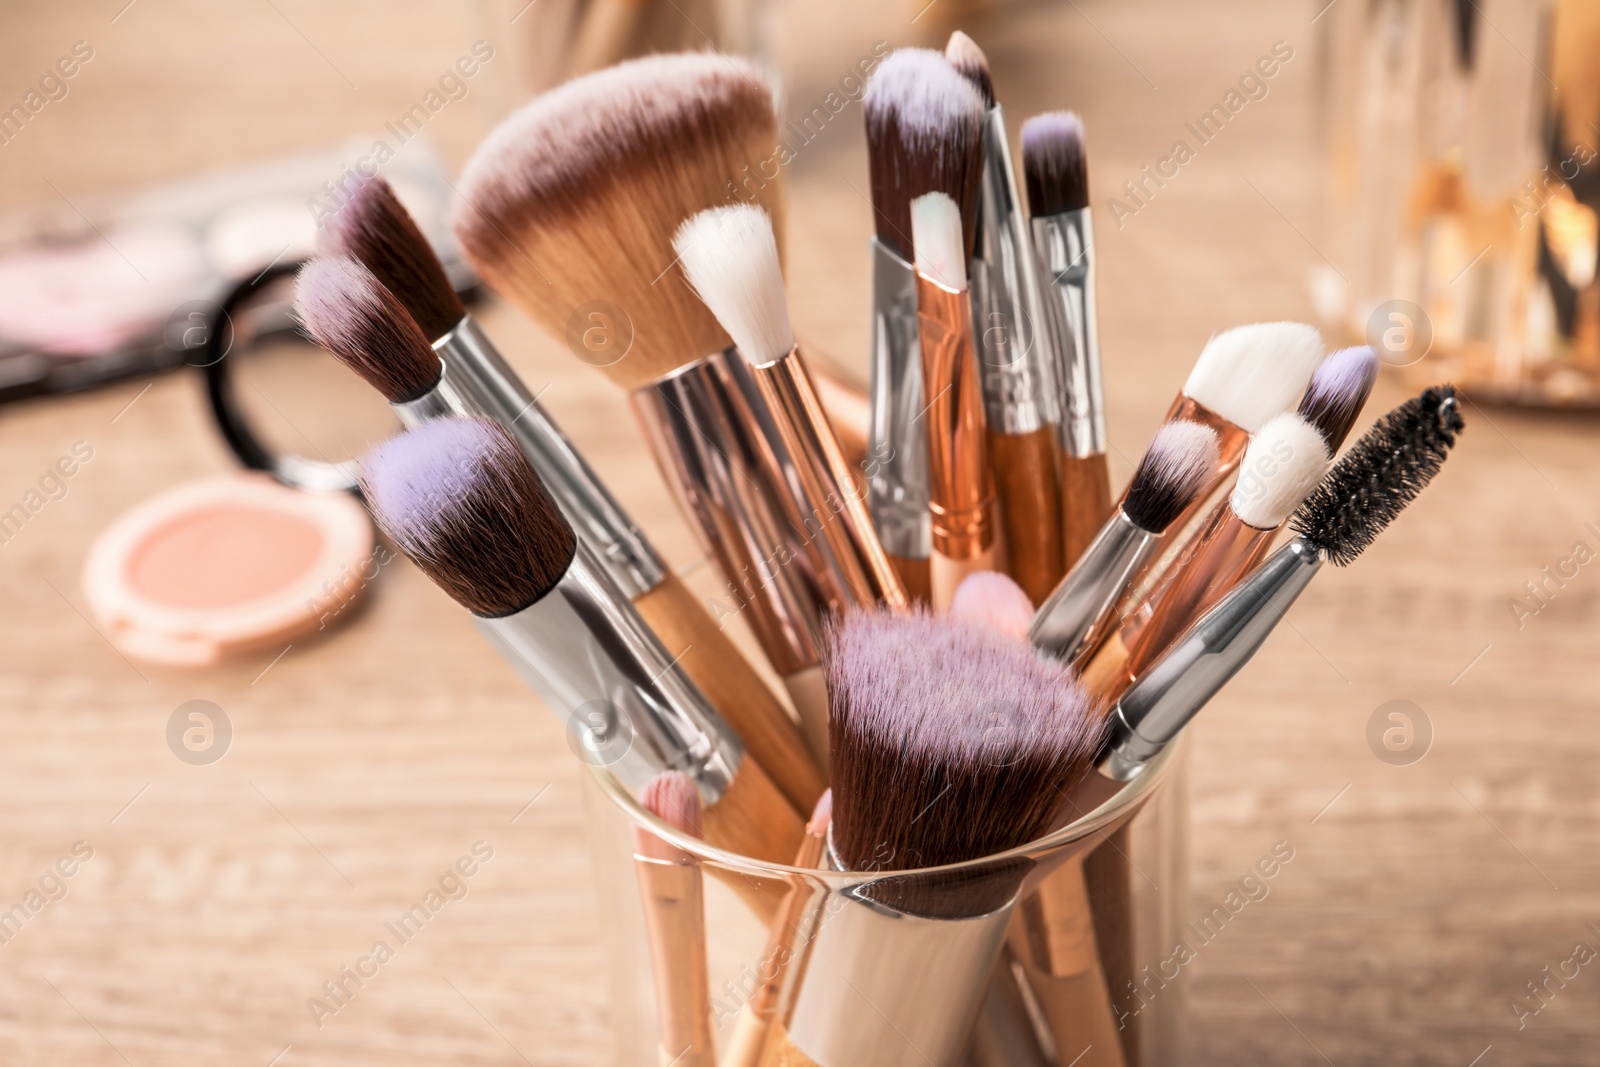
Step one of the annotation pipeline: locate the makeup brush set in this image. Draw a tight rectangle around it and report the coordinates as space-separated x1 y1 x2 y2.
285 39 1465 1067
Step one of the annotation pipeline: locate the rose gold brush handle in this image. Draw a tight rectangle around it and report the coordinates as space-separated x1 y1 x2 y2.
808 357 872 476
634 856 716 1067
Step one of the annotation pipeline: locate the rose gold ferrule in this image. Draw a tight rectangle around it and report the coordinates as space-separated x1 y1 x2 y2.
915 273 997 561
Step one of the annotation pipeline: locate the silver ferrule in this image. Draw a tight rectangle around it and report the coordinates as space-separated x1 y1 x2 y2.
970 106 1059 435
391 364 476 426
867 238 931 560
475 538 741 802
435 316 666 599
1031 209 1107 456
1029 510 1158 663
786 876 1014 1066
1100 538 1324 781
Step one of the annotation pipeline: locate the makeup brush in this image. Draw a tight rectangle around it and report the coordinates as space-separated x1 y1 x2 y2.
719 790 831 1067
674 203 902 763
1298 345 1382 451
294 253 823 816
947 33 1066 608
863 48 986 605
912 191 998 610
1022 112 1110 570
455 53 906 748
949 570 1035 641
1030 420 1219 666
770 609 1105 1066
358 416 803 865
634 771 715 1067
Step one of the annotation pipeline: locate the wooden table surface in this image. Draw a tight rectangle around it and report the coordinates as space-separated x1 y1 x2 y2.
2 1 1597 1064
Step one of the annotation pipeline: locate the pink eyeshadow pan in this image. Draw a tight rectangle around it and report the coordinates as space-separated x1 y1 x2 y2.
127 505 326 611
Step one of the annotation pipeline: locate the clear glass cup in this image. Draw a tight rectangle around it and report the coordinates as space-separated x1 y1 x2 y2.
580 739 1188 1067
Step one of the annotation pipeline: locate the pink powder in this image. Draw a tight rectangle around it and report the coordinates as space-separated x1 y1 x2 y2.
126 505 325 610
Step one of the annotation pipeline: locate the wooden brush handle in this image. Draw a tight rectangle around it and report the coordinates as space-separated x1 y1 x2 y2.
701 760 800 923
1012 932 1128 1067
756 1020 822 1067
782 664 831 772
1084 827 1139 1066
886 553 932 608
1060 452 1113 571
987 427 1066 607
634 573 826 813
929 541 1000 613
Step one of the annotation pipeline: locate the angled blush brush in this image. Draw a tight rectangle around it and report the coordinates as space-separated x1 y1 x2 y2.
947 33 1066 607
294 253 823 816
357 417 803 866
455 52 906 747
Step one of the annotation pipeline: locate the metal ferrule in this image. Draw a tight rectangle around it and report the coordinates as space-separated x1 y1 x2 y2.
785 864 1015 1066
391 363 475 427
915 273 997 560
1032 209 1107 456
630 353 824 677
867 238 931 560
970 106 1059 436
435 315 666 600
475 538 742 802
1029 510 1159 663
1101 538 1324 781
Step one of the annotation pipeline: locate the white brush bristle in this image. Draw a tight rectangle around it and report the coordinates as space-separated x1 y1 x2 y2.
1183 322 1325 433
910 192 967 290
1230 412 1331 529
673 205 794 365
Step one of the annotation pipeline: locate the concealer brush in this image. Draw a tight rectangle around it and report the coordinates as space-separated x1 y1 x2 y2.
455 53 906 746
912 191 998 609
634 771 715 1067
1022 112 1109 569
863 48 986 605
358 417 803 865
947 33 1066 606
294 255 824 816
674 203 901 763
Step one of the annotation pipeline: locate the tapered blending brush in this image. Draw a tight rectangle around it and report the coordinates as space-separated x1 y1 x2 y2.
294 254 823 816
947 33 1066 607
358 417 803 865
1022 112 1109 570
674 203 902 763
1298 345 1382 451
912 191 998 610
1030 421 1219 666
863 48 986 605
768 610 1105 1066
455 53 906 748
634 771 715 1067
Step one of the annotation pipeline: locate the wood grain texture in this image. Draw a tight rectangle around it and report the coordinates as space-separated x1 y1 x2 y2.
633 574 826 814
887 553 933 607
989 426 1066 606
1060 452 1114 572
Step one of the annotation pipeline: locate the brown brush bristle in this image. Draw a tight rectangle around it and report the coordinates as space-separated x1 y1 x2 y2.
826 609 1105 918
322 176 467 342
453 53 780 390
863 49 986 261
295 257 441 404
1021 112 1089 216
634 770 704 861
945 31 995 109
358 417 577 617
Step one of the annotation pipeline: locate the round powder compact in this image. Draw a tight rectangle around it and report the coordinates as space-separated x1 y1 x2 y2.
84 474 375 666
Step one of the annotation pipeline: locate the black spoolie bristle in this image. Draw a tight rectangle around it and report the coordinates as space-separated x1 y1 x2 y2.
1021 111 1089 216
1291 386 1464 566
1122 421 1219 533
826 610 1105 919
321 176 467 341
944 31 995 109
358 418 577 617
295 257 442 404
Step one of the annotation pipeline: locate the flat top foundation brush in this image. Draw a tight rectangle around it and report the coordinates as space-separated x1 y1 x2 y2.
359 416 802 864
310 187 825 816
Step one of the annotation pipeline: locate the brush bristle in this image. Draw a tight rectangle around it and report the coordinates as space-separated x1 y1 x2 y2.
949 571 1034 641
827 609 1104 918
673 205 794 365
1021 112 1089 216
358 417 576 616
321 176 467 341
863 49 985 260
944 31 995 108
807 789 833 837
1123 421 1219 532
1184 322 1325 433
1290 386 1464 566
1297 345 1380 449
453 53 779 389
910 192 969 290
634 770 704 861
1230 413 1331 529
295 258 441 404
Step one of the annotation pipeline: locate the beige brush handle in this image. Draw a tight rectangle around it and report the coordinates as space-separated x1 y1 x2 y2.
930 541 1000 614
634 857 716 1067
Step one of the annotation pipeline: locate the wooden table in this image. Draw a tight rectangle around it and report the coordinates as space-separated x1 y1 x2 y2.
1 1 1596 1063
